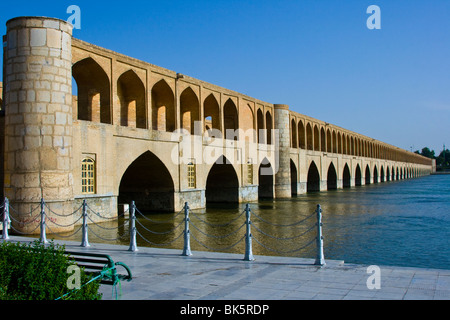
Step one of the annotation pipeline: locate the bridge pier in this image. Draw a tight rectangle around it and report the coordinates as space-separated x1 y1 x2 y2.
274 104 291 198
3 17 75 234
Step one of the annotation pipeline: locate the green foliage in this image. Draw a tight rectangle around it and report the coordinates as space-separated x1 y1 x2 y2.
0 240 102 300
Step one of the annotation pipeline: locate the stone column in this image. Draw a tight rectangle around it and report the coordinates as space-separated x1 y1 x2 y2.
273 104 291 198
4 17 74 234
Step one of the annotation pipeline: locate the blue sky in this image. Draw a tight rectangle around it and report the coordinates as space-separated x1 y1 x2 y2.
1 0 449 154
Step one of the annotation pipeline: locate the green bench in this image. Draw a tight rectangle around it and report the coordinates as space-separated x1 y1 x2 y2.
65 251 132 286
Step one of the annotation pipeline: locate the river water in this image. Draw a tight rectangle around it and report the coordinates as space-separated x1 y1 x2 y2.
44 174 450 270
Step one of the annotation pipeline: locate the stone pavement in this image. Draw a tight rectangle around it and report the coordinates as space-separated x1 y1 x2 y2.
5 236 450 301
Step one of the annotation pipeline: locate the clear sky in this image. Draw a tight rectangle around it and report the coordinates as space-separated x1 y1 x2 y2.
1 0 449 154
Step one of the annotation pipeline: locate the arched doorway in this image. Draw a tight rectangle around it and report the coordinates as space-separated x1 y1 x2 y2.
119 151 174 213
307 161 320 192
206 156 239 203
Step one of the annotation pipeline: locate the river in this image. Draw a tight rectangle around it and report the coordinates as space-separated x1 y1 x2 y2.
42 174 450 270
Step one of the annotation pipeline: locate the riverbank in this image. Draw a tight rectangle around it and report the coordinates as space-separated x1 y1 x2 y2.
3 236 449 302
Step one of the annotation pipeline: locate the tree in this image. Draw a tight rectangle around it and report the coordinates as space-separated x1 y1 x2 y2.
436 149 450 167
414 147 435 159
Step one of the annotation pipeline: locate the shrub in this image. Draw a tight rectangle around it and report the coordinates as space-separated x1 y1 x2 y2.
0 240 102 300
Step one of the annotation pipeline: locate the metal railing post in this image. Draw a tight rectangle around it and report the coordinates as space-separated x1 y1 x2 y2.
182 202 192 256
314 204 325 266
244 204 254 261
128 201 138 252
80 199 90 247
2 197 10 240
39 198 48 244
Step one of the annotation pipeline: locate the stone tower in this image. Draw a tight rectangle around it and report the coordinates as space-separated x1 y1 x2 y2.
274 104 291 198
3 17 74 233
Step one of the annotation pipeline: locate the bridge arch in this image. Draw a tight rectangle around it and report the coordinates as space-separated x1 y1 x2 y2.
258 158 274 199
72 57 111 123
152 79 175 132
117 70 146 128
306 123 313 150
343 163 351 188
314 125 320 151
307 161 320 192
365 165 371 184
373 165 378 184
266 111 273 144
355 164 362 186
290 159 298 196
386 166 390 181
327 162 337 190
206 155 239 203
380 166 385 182
180 87 200 135
297 120 304 149
118 150 175 212
224 98 238 140
203 93 221 134
291 118 297 148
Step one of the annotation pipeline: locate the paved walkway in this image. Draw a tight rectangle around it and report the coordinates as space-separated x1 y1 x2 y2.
5 236 450 301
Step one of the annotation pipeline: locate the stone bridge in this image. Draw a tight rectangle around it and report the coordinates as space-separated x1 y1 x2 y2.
1 17 434 233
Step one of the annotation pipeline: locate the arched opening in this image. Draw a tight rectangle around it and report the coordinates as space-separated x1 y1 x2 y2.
327 162 337 190
343 163 351 188
314 125 320 151
332 131 337 153
180 87 200 135
152 79 175 132
380 166 385 182
326 129 331 152
206 156 239 203
224 99 238 140
355 164 362 186
396 167 399 180
257 109 265 144
321 127 326 152
306 123 313 150
337 132 342 154
365 165 371 185
373 165 379 184
119 151 174 212
72 57 111 123
291 119 297 148
118 70 146 129
203 94 221 135
307 161 320 192
386 166 390 181
290 159 298 196
240 104 255 142
298 120 305 149
266 111 273 144
258 158 274 199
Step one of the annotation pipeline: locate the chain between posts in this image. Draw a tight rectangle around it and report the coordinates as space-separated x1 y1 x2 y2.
1 197 326 266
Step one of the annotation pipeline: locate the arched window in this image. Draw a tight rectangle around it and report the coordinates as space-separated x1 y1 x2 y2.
81 158 96 194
